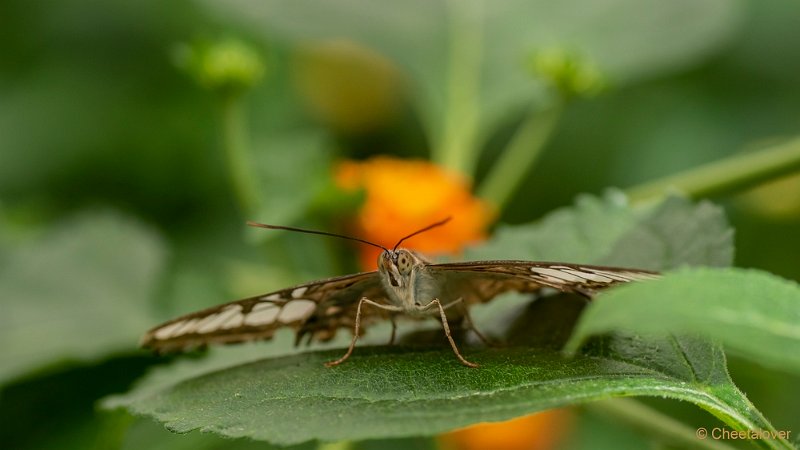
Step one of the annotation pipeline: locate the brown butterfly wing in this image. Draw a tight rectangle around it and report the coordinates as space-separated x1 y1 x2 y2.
428 261 659 305
141 271 387 352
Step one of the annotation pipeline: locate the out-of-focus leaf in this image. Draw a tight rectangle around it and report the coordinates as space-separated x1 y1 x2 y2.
0 355 153 450
467 193 732 272
247 131 331 239
466 190 640 262
559 408 649 450
198 0 742 171
566 268 800 374
121 416 311 450
602 196 734 270
0 212 166 383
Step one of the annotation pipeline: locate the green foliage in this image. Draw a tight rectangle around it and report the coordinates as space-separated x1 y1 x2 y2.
174 39 267 96
466 193 733 271
103 194 791 448
246 131 332 236
566 268 800 374
3 0 800 449
199 0 742 173
0 213 165 383
107 344 754 446
465 190 642 262
121 417 310 450
528 47 607 99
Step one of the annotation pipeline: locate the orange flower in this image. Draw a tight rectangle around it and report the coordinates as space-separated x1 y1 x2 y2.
337 157 570 450
439 410 573 450
335 157 492 270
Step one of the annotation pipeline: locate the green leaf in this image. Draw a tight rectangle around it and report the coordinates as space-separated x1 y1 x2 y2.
467 193 732 272
0 212 166 383
603 197 733 270
565 267 800 375
121 416 311 450
465 190 640 262
196 0 742 173
106 341 782 447
102 193 795 448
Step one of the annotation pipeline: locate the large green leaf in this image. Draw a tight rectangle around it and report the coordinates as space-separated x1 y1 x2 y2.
102 194 797 448
566 268 800 374
121 416 311 450
466 193 732 271
197 0 742 173
602 197 734 270
106 339 785 447
465 190 641 262
0 212 166 383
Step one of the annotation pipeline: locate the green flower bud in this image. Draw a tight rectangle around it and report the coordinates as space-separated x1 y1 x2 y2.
528 47 607 99
173 38 266 96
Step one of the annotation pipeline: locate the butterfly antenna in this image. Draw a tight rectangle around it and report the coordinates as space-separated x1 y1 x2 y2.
393 217 452 251
247 221 390 252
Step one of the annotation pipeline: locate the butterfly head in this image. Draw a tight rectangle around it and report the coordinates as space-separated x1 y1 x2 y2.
377 249 423 289
246 217 448 297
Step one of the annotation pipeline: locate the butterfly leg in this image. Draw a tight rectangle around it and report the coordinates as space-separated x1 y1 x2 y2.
325 297 402 367
446 298 497 348
423 299 479 368
388 316 397 346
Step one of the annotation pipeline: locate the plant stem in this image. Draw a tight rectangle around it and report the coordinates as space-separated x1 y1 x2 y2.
478 105 562 211
700 386 795 450
626 137 800 202
435 0 483 177
586 398 738 450
606 382 795 450
221 95 261 215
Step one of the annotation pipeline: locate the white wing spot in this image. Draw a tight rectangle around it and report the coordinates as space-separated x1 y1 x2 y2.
172 318 200 336
154 320 186 340
196 305 241 334
584 269 631 281
193 312 220 333
291 286 308 298
278 299 316 323
531 267 585 282
252 302 277 312
220 306 245 329
623 271 659 281
563 269 613 283
244 303 280 326
265 293 282 301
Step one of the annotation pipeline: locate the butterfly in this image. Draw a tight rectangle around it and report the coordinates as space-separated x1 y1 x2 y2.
141 218 659 367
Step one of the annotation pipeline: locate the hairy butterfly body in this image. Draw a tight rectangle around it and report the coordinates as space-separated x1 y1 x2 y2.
141 219 658 367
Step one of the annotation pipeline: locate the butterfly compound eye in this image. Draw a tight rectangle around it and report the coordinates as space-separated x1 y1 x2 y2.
396 250 413 274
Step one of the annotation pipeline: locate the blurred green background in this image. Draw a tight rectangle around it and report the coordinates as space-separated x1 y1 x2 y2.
2 0 800 449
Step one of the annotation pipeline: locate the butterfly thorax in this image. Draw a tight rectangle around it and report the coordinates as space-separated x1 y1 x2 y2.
377 248 439 315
